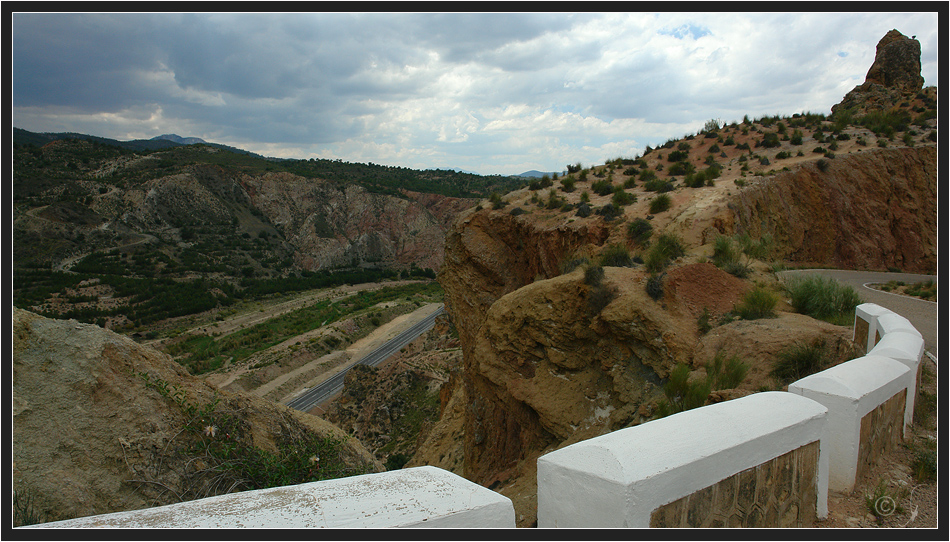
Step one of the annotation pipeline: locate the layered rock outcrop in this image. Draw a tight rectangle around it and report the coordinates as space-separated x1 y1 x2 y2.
832 29 926 116
21 161 473 273
240 172 472 272
728 147 937 273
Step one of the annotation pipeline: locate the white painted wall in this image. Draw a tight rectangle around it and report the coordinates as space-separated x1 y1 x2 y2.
868 330 925 432
855 303 893 352
788 355 911 492
537 392 829 528
26 466 515 529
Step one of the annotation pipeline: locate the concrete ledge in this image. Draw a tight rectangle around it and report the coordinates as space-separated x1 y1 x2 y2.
537 392 829 528
788 355 911 491
868 331 925 432
26 466 515 529
854 303 892 353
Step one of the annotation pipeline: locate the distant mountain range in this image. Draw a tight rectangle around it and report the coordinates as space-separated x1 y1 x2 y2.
13 128 264 158
514 170 561 178
151 134 208 145
13 127 547 179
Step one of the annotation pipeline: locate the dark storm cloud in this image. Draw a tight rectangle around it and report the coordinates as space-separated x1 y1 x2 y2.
11 11 940 174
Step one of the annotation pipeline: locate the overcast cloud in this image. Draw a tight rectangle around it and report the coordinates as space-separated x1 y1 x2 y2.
11 11 940 175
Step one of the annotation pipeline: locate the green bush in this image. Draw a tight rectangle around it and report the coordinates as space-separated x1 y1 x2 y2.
905 279 937 301
644 178 674 193
910 441 938 482
655 363 710 418
489 192 508 210
644 234 685 273
560 178 576 192
627 218 652 246
649 194 672 214
559 256 591 275
611 187 636 207
655 350 747 418
599 244 633 268
706 350 749 390
735 286 777 320
697 307 712 334
595 203 622 221
771 340 826 383
646 273 664 300
711 236 751 278
585 265 617 316
784 275 860 325
583 264 605 286
591 179 614 196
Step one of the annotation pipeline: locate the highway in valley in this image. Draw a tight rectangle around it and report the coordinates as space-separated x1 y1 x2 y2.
286 304 445 412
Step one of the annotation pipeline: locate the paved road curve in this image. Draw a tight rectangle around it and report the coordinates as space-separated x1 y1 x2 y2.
778 269 939 358
286 304 445 412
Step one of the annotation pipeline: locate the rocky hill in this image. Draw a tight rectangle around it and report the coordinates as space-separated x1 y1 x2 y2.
426 29 936 526
12 307 383 525
12 152 472 274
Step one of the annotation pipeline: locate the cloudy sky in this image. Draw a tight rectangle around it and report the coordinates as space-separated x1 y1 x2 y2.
11 11 939 175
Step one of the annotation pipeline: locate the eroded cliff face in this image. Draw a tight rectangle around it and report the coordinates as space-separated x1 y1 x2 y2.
728 147 937 273
53 164 472 273
436 144 934 505
240 173 473 272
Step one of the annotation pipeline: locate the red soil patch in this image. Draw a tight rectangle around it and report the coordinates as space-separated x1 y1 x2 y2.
664 262 750 319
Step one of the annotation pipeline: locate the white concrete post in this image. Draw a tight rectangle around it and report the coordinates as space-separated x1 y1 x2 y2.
788 355 911 492
854 303 892 352
868 331 925 434
537 392 829 528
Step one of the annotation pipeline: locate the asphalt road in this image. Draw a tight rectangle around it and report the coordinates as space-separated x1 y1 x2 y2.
285 304 445 412
777 269 939 359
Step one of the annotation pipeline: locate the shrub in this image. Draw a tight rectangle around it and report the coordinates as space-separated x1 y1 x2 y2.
599 244 633 267
684 170 706 188
771 340 826 383
583 264 605 286
697 307 712 334
905 279 937 301
784 275 860 325
910 443 938 482
667 161 693 176
560 178 576 192
584 265 617 315
736 232 771 260
711 235 754 277
489 192 508 210
559 256 591 275
655 350 746 418
591 179 614 196
649 194 672 214
654 363 710 417
644 178 674 193
644 234 685 273
575 202 592 218
646 273 664 300
627 218 652 246
595 203 622 221
759 132 781 148
735 286 777 320
611 187 636 207
667 150 689 162
706 350 749 390
639 168 657 182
